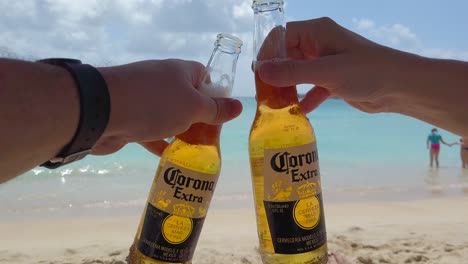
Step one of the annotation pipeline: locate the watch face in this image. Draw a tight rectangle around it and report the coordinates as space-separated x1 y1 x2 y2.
37 58 82 65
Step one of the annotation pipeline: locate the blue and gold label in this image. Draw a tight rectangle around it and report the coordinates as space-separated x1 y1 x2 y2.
137 203 205 262
264 142 327 254
137 161 218 262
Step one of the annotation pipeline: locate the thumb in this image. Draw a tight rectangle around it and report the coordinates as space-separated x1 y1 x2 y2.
196 97 243 125
257 57 341 87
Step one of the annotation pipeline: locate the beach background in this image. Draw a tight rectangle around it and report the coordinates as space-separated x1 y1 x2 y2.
2 98 468 264
2 0 468 263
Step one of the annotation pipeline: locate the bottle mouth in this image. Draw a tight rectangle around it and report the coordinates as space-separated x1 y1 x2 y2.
216 33 243 54
252 0 284 12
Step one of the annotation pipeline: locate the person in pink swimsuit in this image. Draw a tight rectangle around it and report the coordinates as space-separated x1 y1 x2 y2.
427 128 451 168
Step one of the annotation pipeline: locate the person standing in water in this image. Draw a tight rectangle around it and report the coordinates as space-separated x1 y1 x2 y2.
451 138 468 169
427 128 451 168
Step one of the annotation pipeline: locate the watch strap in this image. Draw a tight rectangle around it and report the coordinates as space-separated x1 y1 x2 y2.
39 59 111 169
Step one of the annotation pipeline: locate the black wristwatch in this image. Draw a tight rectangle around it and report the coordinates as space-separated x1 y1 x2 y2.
38 58 111 169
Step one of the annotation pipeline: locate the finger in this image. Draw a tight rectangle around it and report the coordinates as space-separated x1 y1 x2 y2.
141 140 169 157
288 47 305 60
198 68 213 89
183 60 207 88
257 56 343 87
196 97 243 124
257 26 287 61
300 86 330 114
285 21 301 49
327 252 338 264
286 18 345 57
286 20 318 57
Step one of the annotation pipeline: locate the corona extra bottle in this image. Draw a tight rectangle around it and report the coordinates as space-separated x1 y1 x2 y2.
128 33 242 264
249 1 328 263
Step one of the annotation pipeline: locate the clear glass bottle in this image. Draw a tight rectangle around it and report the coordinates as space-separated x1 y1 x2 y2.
128 33 243 264
249 1 328 263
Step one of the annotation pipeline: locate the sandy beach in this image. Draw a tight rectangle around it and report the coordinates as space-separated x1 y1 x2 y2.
1 196 468 264
1 98 466 264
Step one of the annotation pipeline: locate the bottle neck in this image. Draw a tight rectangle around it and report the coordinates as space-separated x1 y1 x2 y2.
253 3 286 61
253 4 298 108
254 70 299 109
176 38 240 145
199 48 239 98
176 123 221 146
174 35 240 146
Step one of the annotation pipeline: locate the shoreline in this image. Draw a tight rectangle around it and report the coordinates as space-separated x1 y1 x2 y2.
2 185 468 223
2 196 468 264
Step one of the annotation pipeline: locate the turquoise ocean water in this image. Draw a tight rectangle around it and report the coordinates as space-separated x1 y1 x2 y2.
1 98 467 221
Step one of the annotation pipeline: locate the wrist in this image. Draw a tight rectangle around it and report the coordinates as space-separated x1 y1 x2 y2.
96 66 128 141
38 59 111 168
41 63 81 157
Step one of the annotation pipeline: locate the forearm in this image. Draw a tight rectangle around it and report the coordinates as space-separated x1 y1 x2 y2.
391 54 468 137
0 59 79 183
0 58 240 183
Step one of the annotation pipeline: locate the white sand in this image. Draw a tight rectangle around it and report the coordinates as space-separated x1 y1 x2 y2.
1 197 468 264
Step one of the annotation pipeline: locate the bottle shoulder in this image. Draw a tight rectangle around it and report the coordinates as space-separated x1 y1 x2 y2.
160 138 221 174
249 104 316 149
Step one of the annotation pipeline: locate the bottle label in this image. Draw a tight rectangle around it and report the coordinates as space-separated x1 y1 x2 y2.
263 142 327 254
137 161 219 262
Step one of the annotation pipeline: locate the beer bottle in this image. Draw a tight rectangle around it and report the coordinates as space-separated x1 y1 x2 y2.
128 33 243 264
249 1 328 263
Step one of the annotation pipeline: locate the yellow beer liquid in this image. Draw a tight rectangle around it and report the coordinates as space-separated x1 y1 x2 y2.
249 71 328 264
128 123 221 264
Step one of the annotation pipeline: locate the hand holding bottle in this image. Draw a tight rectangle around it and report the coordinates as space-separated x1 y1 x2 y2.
128 34 243 264
257 17 394 113
94 59 243 156
0 58 243 182
258 17 468 137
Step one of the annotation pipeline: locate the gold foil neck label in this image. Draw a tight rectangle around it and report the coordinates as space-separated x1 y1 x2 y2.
152 161 219 218
264 142 321 201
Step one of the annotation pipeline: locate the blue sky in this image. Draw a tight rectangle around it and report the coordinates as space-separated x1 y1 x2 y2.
288 0 468 50
0 0 467 96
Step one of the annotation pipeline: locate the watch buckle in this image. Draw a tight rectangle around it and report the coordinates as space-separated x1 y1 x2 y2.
49 149 91 164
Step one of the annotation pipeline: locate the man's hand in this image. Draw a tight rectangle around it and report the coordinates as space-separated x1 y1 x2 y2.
0 58 242 183
257 17 468 137
95 59 242 156
257 17 409 114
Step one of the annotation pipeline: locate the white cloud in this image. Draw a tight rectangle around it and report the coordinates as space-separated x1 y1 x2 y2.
354 18 374 31
3 5 468 97
233 1 253 19
0 0 254 60
352 18 468 61
352 18 420 49
0 0 255 95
